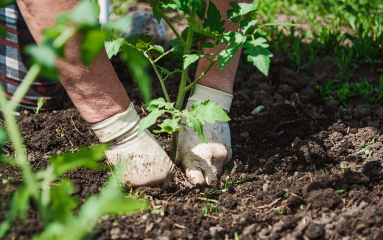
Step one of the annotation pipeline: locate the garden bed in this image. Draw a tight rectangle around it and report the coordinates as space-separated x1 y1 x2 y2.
1 47 383 240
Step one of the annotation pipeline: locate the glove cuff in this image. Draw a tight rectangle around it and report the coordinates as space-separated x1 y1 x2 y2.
188 84 233 113
90 102 140 143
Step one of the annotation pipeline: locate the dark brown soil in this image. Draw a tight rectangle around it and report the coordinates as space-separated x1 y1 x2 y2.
1 41 383 240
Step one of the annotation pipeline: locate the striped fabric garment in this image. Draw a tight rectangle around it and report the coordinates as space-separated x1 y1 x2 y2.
0 4 63 111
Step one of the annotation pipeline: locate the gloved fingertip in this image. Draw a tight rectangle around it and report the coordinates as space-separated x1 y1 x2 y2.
187 169 205 185
205 172 218 185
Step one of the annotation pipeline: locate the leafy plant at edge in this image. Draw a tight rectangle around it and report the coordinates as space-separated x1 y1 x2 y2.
106 0 298 160
199 197 218 214
0 1 149 239
34 97 47 114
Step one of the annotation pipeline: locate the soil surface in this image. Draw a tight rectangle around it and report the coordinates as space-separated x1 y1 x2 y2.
1 19 383 240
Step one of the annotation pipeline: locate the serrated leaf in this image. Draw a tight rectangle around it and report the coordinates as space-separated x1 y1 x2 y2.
243 38 273 76
187 17 216 39
218 32 246 70
194 100 231 125
201 42 215 48
173 0 190 14
157 66 172 75
138 109 166 136
183 54 200 70
183 111 207 143
137 34 156 49
105 38 126 59
191 101 201 111
50 180 78 223
228 2 258 23
170 38 184 56
144 97 174 111
46 144 109 178
126 33 141 46
203 1 225 34
190 0 207 20
152 45 164 53
240 19 258 33
24 45 59 82
81 29 110 66
153 117 182 134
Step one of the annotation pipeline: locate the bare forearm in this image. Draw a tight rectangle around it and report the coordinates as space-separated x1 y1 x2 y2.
17 0 130 123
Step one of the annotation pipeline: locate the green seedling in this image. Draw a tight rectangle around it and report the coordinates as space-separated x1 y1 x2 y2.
284 192 289 198
357 138 375 156
300 205 304 210
251 105 264 115
106 0 298 160
320 169 325 176
223 165 228 173
23 109 29 115
275 206 282 213
234 232 239 240
334 190 344 194
199 197 218 214
56 133 65 139
151 205 165 216
285 100 296 108
34 98 47 114
112 221 118 226
353 78 375 107
309 122 314 131
2 177 12 184
69 148 76 154
341 165 347 173
337 83 354 109
208 176 249 194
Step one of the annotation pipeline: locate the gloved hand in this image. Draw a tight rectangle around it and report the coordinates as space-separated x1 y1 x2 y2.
91 103 174 187
177 84 233 185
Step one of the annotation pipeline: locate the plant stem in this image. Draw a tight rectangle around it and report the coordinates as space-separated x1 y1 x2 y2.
6 64 42 113
170 8 195 161
0 75 39 201
53 27 76 49
145 52 171 103
150 2 186 47
154 49 174 63
184 58 218 92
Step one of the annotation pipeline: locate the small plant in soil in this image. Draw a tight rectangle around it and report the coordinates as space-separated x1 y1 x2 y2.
334 189 344 194
199 197 218 214
208 176 249 194
357 138 375 156
34 97 47 114
106 0 297 160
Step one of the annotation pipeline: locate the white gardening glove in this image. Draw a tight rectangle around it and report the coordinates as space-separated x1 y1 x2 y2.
91 103 174 187
177 84 233 185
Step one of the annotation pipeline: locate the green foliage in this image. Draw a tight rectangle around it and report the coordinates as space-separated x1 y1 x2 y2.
199 197 218 214
34 98 47 114
208 176 249 195
334 190 344 194
357 138 375 156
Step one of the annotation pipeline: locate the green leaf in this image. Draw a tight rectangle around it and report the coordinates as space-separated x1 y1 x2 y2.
137 34 156 50
59 0 99 27
46 144 109 178
187 17 216 39
201 42 215 48
240 19 258 33
243 38 273 76
144 97 174 111
105 38 127 59
334 190 344 194
157 66 172 75
151 45 164 53
173 0 190 14
50 180 78 223
0 0 15 8
126 33 141 46
0 127 8 156
104 14 134 33
251 105 264 115
203 1 225 34
227 2 258 23
121 46 152 102
190 0 207 19
218 32 247 70
153 117 182 134
24 45 59 82
194 100 231 125
183 54 200 70
137 109 166 136
258 22 300 28
182 111 207 143
81 29 110 66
